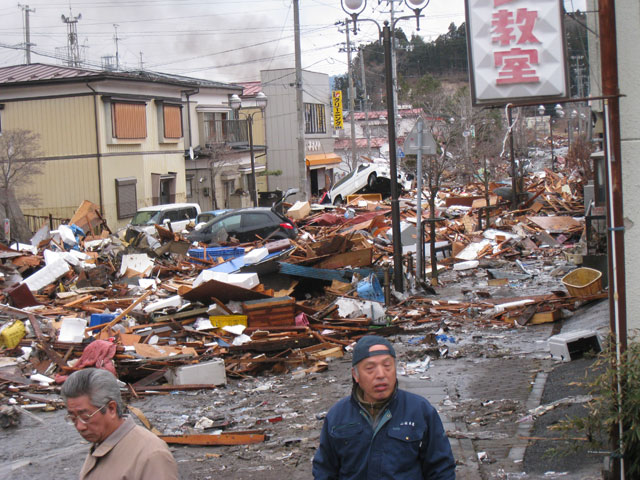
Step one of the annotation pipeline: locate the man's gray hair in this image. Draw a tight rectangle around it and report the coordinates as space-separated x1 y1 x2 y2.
61 368 124 417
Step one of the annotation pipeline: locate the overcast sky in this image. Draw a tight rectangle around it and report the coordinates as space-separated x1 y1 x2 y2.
0 0 587 84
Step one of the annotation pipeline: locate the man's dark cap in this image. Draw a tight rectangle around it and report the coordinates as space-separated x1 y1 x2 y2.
352 335 396 366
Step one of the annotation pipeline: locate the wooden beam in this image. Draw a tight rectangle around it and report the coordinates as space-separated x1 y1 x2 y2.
159 432 265 446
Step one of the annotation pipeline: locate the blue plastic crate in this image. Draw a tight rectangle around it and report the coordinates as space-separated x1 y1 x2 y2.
187 247 245 262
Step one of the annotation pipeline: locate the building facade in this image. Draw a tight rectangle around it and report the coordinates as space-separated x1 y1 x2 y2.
260 68 340 200
587 0 640 333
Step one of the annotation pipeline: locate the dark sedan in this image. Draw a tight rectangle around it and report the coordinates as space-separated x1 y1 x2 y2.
187 207 297 245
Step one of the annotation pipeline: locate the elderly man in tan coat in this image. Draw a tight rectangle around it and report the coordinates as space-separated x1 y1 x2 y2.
62 368 179 480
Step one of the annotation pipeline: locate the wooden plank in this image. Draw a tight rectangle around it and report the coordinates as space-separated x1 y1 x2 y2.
316 248 373 269
27 314 66 369
62 294 93 308
529 309 561 325
86 289 152 333
159 432 265 446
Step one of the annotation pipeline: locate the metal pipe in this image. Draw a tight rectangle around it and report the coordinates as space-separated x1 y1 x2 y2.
86 83 104 216
415 117 424 283
507 106 517 209
247 115 258 207
383 22 404 293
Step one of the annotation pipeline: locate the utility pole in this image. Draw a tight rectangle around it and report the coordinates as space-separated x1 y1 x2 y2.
359 46 371 156
293 0 307 200
345 19 358 169
139 51 144 70
388 0 400 132
19 4 35 64
598 0 627 478
113 24 120 70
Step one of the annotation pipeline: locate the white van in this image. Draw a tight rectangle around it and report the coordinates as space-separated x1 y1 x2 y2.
128 203 201 235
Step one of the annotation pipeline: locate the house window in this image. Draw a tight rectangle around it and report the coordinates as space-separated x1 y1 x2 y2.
112 102 147 139
305 103 326 134
115 177 137 219
163 104 182 139
203 112 227 145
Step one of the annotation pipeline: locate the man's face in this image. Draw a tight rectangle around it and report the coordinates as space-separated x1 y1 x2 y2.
352 344 396 403
66 395 119 444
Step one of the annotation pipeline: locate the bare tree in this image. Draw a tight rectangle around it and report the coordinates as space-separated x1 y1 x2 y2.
0 129 44 242
201 142 235 209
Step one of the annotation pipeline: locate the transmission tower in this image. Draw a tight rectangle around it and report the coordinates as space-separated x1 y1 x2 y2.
61 10 82 67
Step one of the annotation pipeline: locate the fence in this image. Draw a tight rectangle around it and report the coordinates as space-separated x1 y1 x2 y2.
23 214 70 234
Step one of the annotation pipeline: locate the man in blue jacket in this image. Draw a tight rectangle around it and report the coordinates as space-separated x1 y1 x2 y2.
313 335 456 479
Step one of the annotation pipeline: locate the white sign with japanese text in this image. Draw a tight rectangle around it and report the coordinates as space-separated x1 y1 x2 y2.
465 0 568 105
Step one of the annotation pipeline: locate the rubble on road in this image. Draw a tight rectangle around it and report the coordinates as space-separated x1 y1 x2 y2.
0 166 604 444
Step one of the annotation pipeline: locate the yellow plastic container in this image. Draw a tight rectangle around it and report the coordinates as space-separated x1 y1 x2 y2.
562 267 603 298
209 315 248 329
1 320 26 349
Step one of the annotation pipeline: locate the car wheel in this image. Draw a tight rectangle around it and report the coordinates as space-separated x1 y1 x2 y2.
367 172 377 189
333 195 343 206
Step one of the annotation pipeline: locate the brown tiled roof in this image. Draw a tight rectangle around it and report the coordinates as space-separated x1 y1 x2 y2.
238 81 263 97
348 108 432 121
0 63 100 84
0 63 239 91
334 137 387 150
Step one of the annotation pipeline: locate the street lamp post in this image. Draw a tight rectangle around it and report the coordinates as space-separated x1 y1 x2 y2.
539 104 564 172
230 92 268 207
341 0 431 293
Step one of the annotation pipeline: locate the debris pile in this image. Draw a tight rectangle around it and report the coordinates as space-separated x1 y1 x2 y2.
0 167 604 443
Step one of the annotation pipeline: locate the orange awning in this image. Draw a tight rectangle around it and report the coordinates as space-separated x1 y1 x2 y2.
305 153 342 167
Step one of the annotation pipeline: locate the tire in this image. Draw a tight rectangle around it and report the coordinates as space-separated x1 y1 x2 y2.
367 172 377 189
333 195 343 206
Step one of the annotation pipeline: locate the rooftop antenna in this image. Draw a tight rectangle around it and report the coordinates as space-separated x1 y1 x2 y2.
61 8 82 67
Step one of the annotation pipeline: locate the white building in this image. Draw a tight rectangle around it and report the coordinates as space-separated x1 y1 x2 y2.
260 68 340 199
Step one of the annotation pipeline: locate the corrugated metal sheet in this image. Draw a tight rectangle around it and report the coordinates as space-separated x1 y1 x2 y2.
277 262 385 282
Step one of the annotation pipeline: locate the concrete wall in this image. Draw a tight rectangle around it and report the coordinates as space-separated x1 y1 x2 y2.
261 68 333 198
617 0 640 332
587 0 640 333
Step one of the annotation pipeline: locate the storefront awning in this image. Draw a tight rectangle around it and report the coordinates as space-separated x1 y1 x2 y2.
305 153 342 168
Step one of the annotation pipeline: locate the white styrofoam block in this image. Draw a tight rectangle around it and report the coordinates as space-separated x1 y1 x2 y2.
165 358 226 386
453 260 479 271
58 318 87 343
22 258 71 291
58 224 77 246
226 273 259 289
548 330 602 362
120 254 154 277
243 247 269 265
193 270 229 288
143 295 182 314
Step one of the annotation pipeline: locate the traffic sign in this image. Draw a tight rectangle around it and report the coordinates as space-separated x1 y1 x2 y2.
404 122 437 155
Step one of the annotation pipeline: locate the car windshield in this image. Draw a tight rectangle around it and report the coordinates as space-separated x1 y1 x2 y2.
197 214 216 224
131 210 162 225
332 168 358 189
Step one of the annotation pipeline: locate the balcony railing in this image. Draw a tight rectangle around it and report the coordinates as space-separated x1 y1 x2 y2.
204 119 248 147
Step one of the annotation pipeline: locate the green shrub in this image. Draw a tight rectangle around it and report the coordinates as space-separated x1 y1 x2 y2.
551 334 640 478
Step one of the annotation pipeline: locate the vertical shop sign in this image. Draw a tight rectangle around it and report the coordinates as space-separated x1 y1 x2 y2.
332 90 344 129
